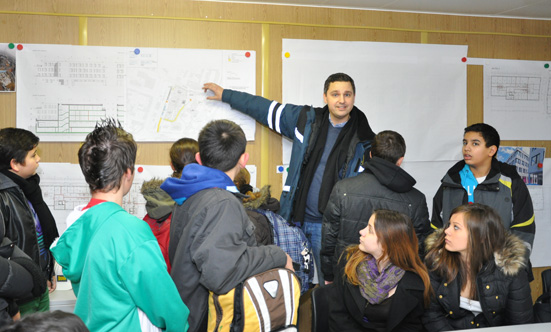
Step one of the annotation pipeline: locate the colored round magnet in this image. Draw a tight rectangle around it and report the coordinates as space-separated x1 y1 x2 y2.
284 52 290 58
461 57 467 63
134 48 140 55
8 43 14 49
538 163 543 168
277 166 284 172
17 44 23 50
137 166 144 173
545 63 549 69
245 51 251 58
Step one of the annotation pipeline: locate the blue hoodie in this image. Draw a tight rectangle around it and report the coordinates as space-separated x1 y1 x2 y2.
161 163 239 205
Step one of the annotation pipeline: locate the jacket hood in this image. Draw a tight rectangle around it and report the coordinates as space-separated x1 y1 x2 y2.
0 172 17 191
425 229 526 276
160 163 238 205
141 178 174 219
364 157 416 193
242 185 280 212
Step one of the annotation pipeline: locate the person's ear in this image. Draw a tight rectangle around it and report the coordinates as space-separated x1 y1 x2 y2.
369 151 372 159
9 159 20 173
170 162 176 172
323 93 328 104
239 152 249 169
396 156 404 167
195 152 202 165
489 145 497 158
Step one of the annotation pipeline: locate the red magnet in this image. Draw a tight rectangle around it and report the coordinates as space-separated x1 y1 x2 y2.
17 44 23 50
137 166 144 173
461 57 467 63
245 52 251 58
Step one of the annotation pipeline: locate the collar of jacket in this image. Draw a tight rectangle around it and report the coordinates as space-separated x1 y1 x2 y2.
0 172 18 191
425 229 526 276
444 159 520 187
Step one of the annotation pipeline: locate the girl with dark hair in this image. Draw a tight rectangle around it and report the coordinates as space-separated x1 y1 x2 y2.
423 203 533 330
329 210 432 332
169 138 199 178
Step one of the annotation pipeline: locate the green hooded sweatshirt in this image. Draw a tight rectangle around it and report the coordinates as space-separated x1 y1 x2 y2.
52 202 189 332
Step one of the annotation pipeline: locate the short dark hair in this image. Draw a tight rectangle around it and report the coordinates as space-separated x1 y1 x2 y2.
371 130 406 164
464 123 500 153
170 137 199 178
0 310 89 332
78 119 137 193
198 120 246 172
323 73 356 94
0 128 39 171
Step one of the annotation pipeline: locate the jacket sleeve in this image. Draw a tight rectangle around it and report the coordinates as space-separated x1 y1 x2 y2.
119 240 190 332
510 177 535 255
422 274 454 332
411 194 431 258
192 198 287 294
222 89 305 141
320 184 342 282
504 269 534 325
0 256 33 299
431 185 445 230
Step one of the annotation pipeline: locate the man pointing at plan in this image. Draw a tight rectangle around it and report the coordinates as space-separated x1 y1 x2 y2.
203 73 375 284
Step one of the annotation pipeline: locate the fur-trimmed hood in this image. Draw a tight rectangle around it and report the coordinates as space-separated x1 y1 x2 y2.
242 185 280 212
141 178 174 219
425 228 527 276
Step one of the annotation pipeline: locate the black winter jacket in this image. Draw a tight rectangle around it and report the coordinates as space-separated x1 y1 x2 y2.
422 230 534 330
329 263 426 332
321 157 431 281
431 159 535 256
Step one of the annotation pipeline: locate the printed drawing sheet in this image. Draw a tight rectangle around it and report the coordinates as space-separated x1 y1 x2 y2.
484 58 551 140
16 44 256 141
37 163 173 234
282 39 468 163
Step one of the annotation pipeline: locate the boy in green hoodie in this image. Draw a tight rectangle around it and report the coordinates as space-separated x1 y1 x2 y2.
51 119 189 332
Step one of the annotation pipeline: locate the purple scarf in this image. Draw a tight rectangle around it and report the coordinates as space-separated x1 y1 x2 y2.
357 255 405 305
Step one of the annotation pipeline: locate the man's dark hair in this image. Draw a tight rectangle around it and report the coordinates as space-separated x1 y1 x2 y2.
371 130 406 164
323 73 356 94
0 310 89 332
0 128 39 171
464 123 500 153
78 118 137 193
198 119 246 172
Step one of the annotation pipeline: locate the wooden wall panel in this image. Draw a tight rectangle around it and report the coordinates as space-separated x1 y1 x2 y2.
1 0 550 219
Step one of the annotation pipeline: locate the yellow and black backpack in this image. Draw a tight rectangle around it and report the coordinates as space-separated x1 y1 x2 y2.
208 268 300 332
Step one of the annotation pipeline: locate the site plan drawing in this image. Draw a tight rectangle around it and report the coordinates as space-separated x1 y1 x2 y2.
15 44 256 141
484 59 551 140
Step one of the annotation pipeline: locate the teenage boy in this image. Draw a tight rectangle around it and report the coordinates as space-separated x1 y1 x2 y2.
432 123 535 260
51 120 189 332
203 73 375 283
162 119 292 331
0 128 58 314
321 130 431 283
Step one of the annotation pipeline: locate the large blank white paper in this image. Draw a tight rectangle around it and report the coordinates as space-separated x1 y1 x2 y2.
282 39 467 163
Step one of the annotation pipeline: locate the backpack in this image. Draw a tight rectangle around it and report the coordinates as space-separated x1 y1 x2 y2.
208 268 300 332
255 209 314 293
